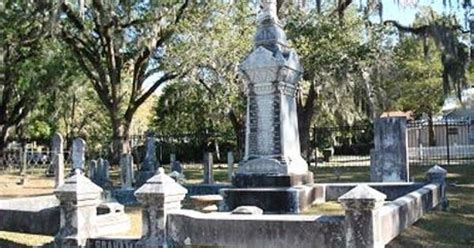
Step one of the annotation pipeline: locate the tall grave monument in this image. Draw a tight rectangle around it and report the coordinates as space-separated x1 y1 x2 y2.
221 0 316 213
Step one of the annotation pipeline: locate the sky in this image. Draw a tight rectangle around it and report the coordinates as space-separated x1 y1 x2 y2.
382 0 467 26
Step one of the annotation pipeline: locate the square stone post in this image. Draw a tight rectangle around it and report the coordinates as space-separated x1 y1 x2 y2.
120 154 134 189
426 165 448 210
203 152 214 184
134 168 187 248
72 138 86 173
54 169 103 247
339 185 387 248
52 133 65 187
227 151 234 182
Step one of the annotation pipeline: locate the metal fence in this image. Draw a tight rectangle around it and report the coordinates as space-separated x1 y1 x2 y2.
0 146 72 172
312 124 374 167
130 131 240 165
312 119 474 167
407 119 474 166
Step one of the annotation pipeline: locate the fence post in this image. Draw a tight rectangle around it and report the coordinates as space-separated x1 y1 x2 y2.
445 119 450 165
20 147 27 176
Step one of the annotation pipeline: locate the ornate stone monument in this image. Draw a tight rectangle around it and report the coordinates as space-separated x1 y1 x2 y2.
221 0 315 213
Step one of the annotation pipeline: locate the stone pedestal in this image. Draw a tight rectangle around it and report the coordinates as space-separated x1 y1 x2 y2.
426 165 448 210
135 168 187 248
221 0 315 213
339 185 386 248
54 169 103 247
370 117 409 182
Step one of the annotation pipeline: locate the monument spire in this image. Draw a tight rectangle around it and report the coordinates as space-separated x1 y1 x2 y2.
258 0 278 23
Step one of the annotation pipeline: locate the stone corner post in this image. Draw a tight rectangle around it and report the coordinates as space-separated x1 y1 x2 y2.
54 169 103 247
426 165 448 210
134 167 187 248
338 185 387 248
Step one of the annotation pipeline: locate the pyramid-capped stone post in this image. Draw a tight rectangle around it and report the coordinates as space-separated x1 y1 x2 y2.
54 169 103 247
426 165 447 184
135 168 187 248
426 165 448 210
339 185 386 248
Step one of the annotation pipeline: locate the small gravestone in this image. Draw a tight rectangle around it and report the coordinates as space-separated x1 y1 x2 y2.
203 152 214 184
51 133 65 187
136 132 158 187
72 138 86 172
88 160 97 179
93 158 110 188
120 154 134 189
227 151 234 182
171 160 182 174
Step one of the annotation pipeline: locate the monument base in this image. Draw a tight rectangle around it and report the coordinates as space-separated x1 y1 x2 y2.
220 185 323 213
232 172 314 188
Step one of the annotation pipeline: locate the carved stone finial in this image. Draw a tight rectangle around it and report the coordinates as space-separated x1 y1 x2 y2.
258 0 278 23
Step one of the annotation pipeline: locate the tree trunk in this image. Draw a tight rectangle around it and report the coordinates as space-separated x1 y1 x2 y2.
297 81 318 161
428 112 436 146
0 124 9 151
227 109 244 160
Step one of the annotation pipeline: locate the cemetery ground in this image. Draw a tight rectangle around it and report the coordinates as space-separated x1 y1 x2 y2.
0 164 473 247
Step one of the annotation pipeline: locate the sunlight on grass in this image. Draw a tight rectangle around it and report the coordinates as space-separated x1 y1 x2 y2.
0 231 53 247
303 201 344 215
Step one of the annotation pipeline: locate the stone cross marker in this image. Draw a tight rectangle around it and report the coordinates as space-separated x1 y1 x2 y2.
52 132 65 187
72 138 86 172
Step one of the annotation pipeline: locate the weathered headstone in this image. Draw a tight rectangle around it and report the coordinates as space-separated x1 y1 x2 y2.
93 158 110 188
227 151 234 182
51 133 65 187
221 0 315 213
143 134 157 171
88 160 97 179
170 153 176 164
120 154 134 189
370 117 409 182
171 160 182 174
203 152 214 184
136 133 158 187
72 138 86 172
